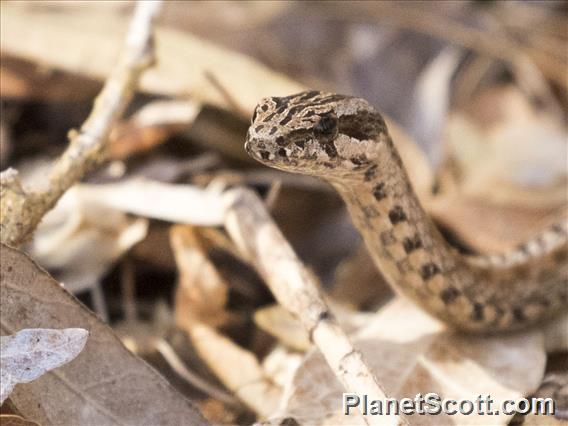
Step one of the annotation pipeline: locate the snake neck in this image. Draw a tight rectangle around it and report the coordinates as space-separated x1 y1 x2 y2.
329 138 461 316
327 135 568 332
246 90 567 332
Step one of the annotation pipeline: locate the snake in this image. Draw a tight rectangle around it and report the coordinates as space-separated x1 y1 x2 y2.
244 90 568 333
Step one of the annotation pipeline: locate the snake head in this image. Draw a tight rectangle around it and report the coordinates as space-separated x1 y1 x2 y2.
245 91 388 177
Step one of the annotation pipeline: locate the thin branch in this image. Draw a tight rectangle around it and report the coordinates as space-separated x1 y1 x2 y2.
154 338 241 408
0 1 162 246
222 187 408 426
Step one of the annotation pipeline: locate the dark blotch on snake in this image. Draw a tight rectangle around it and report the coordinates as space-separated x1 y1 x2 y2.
403 235 423 253
513 307 527 322
472 303 485 321
372 182 386 201
440 287 460 304
388 206 407 224
420 263 441 280
365 165 378 182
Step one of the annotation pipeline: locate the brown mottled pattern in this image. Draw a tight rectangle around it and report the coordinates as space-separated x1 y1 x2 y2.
245 91 568 333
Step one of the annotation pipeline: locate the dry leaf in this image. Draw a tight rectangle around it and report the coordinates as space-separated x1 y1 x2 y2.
107 100 201 160
254 305 311 352
0 414 41 426
274 298 548 425
71 179 225 227
262 346 304 390
167 222 283 416
0 55 102 102
409 47 462 165
442 85 567 205
330 244 391 310
430 84 567 253
31 186 148 293
0 3 303 116
254 303 374 352
0 244 207 426
428 195 566 253
171 225 229 328
178 322 282 418
170 224 283 417
1 328 88 404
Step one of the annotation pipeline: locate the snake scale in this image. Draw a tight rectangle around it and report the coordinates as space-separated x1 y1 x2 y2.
245 91 568 333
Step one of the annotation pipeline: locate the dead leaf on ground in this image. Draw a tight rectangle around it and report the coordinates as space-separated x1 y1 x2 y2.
171 225 230 328
441 85 567 206
0 3 303 117
273 298 547 425
0 414 41 426
0 244 207 426
428 196 567 253
177 321 282 419
1 328 88 404
170 224 282 417
31 186 148 294
254 303 374 353
430 84 567 253
330 244 391 310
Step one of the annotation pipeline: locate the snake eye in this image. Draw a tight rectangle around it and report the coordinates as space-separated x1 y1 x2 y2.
251 107 258 124
313 112 338 141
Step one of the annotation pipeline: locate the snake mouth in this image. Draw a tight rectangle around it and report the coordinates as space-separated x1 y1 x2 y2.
245 136 277 163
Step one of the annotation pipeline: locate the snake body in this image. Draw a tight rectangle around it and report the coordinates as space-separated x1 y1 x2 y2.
245 91 568 333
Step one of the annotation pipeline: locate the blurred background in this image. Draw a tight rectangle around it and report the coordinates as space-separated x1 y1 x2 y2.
1 1 567 424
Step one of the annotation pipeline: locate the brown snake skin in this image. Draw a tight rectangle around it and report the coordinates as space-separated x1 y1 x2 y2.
245 91 568 333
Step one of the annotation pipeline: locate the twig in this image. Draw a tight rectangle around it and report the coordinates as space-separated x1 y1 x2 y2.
0 1 162 246
75 179 225 226
222 187 407 426
204 70 250 118
155 338 241 408
203 169 332 192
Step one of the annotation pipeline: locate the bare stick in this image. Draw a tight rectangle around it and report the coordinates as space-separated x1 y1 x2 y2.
0 1 162 246
222 187 407 426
